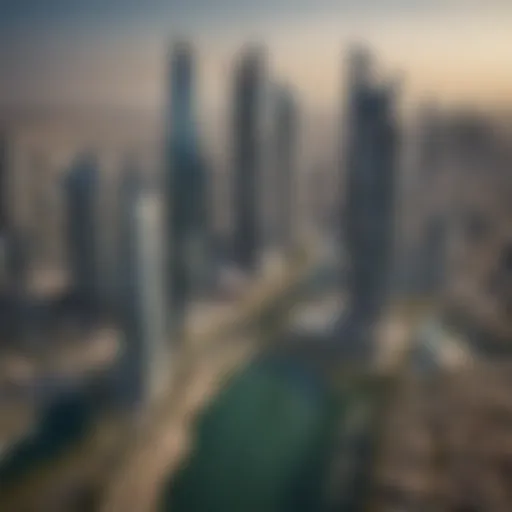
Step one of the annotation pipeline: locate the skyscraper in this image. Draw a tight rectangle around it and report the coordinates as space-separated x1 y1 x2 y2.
415 106 449 293
133 194 169 403
165 40 209 336
116 163 168 409
273 85 298 252
232 45 265 272
343 46 398 338
118 160 142 318
26 152 53 267
64 152 100 317
0 136 8 234
0 136 8 287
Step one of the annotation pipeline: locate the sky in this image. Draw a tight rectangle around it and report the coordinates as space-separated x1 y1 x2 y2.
1 0 512 112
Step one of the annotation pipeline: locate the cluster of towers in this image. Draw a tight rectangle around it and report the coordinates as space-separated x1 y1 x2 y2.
0 41 400 406
0 40 303 409
166 42 300 331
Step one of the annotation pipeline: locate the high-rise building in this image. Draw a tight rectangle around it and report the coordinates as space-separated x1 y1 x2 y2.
273 85 298 252
343 46 398 334
64 152 100 316
118 160 142 317
0 136 9 287
417 104 444 180
26 152 53 267
165 40 209 336
0 135 8 234
116 164 168 409
133 194 169 404
415 106 449 293
232 45 265 272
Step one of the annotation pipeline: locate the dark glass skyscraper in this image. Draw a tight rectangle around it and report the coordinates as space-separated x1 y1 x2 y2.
64 152 100 315
343 47 398 333
273 85 298 251
165 41 209 335
232 46 265 272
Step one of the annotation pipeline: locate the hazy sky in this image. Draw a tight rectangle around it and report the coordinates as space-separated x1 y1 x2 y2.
1 0 512 112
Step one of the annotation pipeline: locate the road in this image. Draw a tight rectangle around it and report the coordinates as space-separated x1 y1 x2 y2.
101 250 318 512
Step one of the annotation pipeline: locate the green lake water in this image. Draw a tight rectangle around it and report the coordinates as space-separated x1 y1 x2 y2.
160 356 342 512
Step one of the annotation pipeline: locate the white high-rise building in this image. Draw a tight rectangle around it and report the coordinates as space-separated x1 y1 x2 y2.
134 194 170 404
116 162 170 411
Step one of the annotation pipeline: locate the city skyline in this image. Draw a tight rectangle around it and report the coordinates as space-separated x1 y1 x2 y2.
1 1 512 113
1 6 512 508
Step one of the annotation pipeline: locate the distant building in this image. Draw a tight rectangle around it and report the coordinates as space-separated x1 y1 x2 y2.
0 138 25 291
447 111 496 172
417 104 445 180
0 135 8 234
63 152 100 317
305 164 337 233
232 45 265 272
434 110 512 345
118 161 142 319
26 152 53 267
0 137 9 288
116 164 168 409
273 85 298 252
165 40 210 336
420 216 448 292
413 107 450 294
342 46 398 334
